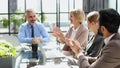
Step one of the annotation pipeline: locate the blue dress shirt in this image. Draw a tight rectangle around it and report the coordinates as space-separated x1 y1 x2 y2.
18 21 50 43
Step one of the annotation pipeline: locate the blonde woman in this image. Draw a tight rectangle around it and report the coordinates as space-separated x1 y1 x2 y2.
52 9 88 57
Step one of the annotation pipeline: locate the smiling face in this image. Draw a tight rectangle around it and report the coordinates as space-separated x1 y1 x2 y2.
25 9 36 25
69 9 85 25
69 12 78 24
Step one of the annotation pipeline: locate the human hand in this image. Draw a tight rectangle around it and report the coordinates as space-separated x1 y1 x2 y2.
31 38 43 44
64 38 71 45
52 26 65 40
53 26 61 33
52 26 60 37
35 38 43 44
31 38 37 44
37 38 43 43
68 40 83 55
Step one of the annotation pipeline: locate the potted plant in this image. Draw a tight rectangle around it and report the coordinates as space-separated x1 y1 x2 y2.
0 9 25 33
0 42 17 68
0 9 46 32
40 12 46 23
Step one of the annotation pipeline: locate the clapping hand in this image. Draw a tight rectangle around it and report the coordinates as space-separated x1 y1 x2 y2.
52 26 62 37
68 40 82 55
31 38 43 44
52 26 65 41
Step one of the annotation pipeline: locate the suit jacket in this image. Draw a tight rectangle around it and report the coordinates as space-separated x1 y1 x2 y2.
63 24 88 51
78 33 120 68
86 34 104 57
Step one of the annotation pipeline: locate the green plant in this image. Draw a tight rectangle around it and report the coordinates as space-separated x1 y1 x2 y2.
0 9 46 29
0 18 8 28
40 12 46 23
0 42 17 57
0 9 25 28
10 14 25 27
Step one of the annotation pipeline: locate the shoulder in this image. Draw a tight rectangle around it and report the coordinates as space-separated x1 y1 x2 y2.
79 24 88 32
35 22 45 27
103 39 120 58
108 33 120 48
95 34 104 41
109 39 120 48
20 22 28 28
35 22 42 25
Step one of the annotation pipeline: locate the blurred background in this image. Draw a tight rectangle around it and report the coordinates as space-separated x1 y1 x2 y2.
0 0 119 36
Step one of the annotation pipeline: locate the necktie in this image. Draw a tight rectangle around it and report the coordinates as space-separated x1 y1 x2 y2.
31 25 34 38
31 25 38 59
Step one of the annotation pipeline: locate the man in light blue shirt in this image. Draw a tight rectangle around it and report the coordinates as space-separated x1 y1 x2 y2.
18 9 50 59
18 9 50 44
18 21 50 43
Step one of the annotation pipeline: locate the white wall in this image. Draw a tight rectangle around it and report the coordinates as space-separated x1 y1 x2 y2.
0 0 8 13
118 0 120 14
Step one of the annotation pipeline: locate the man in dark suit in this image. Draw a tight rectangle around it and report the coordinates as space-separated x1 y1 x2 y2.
68 8 120 68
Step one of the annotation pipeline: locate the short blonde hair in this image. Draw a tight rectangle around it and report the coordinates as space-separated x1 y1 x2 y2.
70 9 85 23
87 11 99 23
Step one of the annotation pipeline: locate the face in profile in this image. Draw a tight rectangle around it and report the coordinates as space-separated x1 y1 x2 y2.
26 12 36 25
87 20 99 32
70 13 77 24
69 12 76 24
87 21 92 31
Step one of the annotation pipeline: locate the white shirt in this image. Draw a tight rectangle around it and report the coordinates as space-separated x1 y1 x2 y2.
104 34 115 45
86 35 95 51
70 26 80 40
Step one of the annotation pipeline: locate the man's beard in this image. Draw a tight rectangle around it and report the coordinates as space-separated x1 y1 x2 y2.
98 27 103 36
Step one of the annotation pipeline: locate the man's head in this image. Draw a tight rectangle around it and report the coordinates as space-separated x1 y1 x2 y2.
99 8 120 38
25 9 36 25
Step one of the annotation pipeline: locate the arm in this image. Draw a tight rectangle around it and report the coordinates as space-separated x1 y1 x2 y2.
52 26 66 43
18 24 32 43
38 24 50 42
76 27 88 49
87 35 104 57
68 40 120 68
78 41 120 68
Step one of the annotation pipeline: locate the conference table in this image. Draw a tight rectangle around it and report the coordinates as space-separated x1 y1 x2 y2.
0 35 79 68
17 42 79 68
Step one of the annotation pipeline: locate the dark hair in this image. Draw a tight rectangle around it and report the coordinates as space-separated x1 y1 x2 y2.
99 8 120 33
98 27 103 36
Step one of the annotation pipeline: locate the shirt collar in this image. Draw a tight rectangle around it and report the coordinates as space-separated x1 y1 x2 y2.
26 21 36 27
104 34 115 45
72 25 81 31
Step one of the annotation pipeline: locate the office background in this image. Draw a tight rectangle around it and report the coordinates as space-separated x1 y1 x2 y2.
0 0 119 35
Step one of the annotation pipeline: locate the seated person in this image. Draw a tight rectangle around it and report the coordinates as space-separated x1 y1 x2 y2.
68 8 120 68
52 9 88 58
63 11 104 65
18 9 50 59
85 11 104 57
